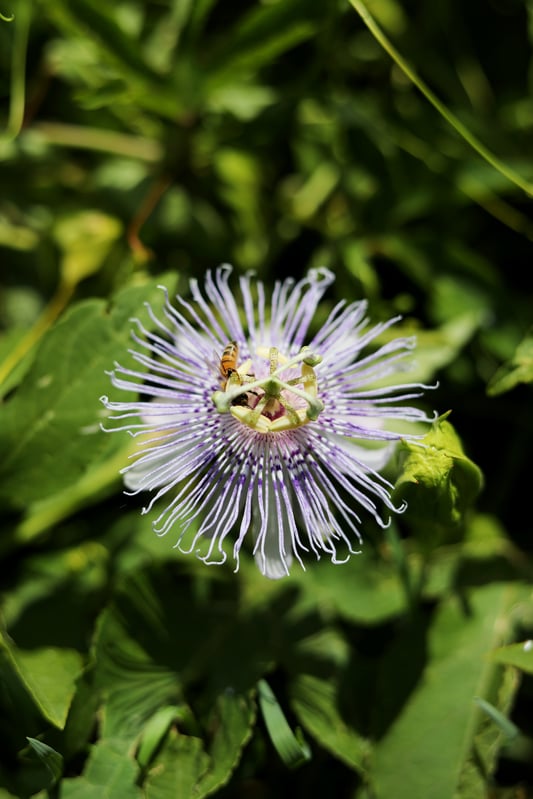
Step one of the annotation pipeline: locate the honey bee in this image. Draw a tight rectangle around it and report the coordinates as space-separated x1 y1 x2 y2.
218 342 259 408
219 341 240 387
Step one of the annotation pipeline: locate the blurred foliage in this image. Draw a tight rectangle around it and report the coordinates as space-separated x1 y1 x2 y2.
1 0 533 797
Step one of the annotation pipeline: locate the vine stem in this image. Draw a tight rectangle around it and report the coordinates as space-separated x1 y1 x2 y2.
6 0 31 138
347 0 533 198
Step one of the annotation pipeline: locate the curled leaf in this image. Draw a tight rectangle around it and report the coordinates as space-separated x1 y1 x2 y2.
394 413 484 549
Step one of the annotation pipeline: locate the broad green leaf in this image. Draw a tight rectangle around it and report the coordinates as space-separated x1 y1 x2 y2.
429 273 493 326
94 596 184 742
342 239 380 300
60 739 142 799
289 162 340 221
213 148 267 268
368 583 522 799
207 83 277 121
93 563 259 741
0 633 83 729
95 563 257 796
487 329 533 396
62 668 102 762
0 328 36 399
0 276 173 508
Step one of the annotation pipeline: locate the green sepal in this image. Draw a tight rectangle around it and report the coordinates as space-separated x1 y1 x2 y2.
393 413 484 550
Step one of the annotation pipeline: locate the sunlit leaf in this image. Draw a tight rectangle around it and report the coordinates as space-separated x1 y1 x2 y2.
60 739 142 799
54 210 122 287
0 276 174 508
0 633 83 729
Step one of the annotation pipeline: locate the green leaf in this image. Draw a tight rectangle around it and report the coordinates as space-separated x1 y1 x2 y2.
60 739 142 799
53 210 122 287
26 738 63 784
0 633 83 729
394 414 484 550
194 689 256 798
46 0 179 118
456 664 520 797
144 731 210 799
0 276 173 508
490 640 533 675
0 328 36 400
62 668 102 762
402 313 486 384
204 0 319 92
368 583 522 799
290 673 370 774
94 563 258 796
94 590 184 742
257 679 310 769
286 628 371 774
127 691 256 799
136 706 182 770
94 565 235 718
291 556 407 625
487 328 533 396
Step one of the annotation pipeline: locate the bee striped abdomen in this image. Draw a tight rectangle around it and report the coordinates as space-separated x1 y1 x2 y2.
219 341 239 382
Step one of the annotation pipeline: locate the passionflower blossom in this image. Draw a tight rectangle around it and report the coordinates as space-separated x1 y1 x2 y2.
100 266 432 579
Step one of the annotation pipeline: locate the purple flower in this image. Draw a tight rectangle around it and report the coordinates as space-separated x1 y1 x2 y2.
101 266 432 578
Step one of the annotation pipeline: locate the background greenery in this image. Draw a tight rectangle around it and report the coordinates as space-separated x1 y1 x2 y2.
1 0 533 797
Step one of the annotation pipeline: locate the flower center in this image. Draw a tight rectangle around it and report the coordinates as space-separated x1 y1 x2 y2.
212 345 324 433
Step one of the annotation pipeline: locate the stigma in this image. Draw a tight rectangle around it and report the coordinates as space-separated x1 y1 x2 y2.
212 345 324 433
